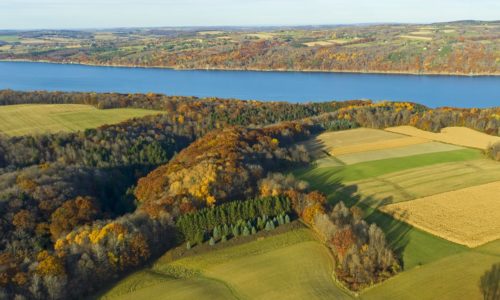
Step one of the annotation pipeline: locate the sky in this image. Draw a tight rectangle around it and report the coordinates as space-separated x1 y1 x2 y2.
0 0 499 30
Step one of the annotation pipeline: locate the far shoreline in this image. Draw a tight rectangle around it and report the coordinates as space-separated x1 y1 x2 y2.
1 59 499 77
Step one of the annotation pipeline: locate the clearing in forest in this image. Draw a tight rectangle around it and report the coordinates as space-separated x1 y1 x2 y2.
386 126 500 149
381 181 500 248
0 104 161 136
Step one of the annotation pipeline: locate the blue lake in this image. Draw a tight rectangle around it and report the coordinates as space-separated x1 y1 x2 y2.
0 61 498 108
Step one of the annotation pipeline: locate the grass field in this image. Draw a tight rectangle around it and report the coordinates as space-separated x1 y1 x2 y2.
386 126 500 150
100 227 350 300
381 181 500 247
0 104 161 136
299 148 482 184
336 142 463 165
362 243 500 300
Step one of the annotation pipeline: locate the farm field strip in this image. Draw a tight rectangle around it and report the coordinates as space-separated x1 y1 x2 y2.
335 142 463 165
314 128 407 150
331 136 429 156
346 159 500 204
386 126 500 150
297 149 482 184
0 104 161 136
380 181 500 248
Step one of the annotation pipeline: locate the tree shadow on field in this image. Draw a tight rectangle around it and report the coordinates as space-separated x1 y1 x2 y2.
297 166 412 269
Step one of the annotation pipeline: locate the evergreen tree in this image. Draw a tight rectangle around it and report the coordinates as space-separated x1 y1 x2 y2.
213 226 220 240
243 226 250 236
265 221 272 231
186 241 191 250
195 231 204 245
232 226 240 237
221 235 227 243
251 226 257 235
209 237 215 246
285 214 291 224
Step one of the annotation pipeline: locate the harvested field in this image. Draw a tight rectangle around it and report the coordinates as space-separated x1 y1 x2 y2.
386 126 500 149
331 136 429 156
381 181 500 247
336 142 463 164
303 128 407 158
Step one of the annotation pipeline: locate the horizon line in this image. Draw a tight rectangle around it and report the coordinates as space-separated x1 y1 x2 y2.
1 19 499 32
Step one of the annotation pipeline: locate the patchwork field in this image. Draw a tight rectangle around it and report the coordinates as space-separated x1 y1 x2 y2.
386 126 500 150
0 104 161 136
100 227 349 300
381 181 500 247
344 159 500 204
295 127 500 299
102 127 499 300
301 128 422 162
301 148 483 183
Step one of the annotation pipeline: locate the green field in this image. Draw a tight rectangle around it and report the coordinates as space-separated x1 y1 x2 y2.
335 142 463 165
362 240 500 300
298 148 483 185
100 227 351 300
0 104 161 136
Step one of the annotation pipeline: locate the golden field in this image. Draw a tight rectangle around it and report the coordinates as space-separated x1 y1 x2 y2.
386 126 500 150
381 181 500 248
331 136 429 156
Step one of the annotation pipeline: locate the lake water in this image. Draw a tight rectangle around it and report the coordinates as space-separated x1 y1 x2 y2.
0 61 498 108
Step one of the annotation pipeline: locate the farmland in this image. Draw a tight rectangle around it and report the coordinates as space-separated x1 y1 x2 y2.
294 127 500 300
381 181 500 247
386 126 500 149
100 226 349 300
101 125 500 300
0 104 161 136
1 21 498 75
